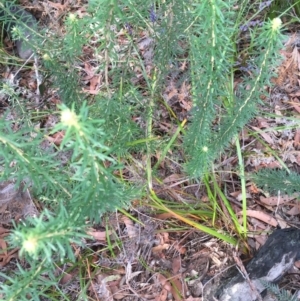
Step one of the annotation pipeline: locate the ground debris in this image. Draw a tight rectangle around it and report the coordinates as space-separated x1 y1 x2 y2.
216 228 300 301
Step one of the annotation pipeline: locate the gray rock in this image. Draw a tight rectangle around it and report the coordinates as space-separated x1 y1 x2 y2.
218 228 300 301
0 4 38 59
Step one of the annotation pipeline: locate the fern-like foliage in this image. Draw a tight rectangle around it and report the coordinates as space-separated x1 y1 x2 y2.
184 1 285 177
252 169 300 196
0 115 66 194
9 203 88 262
0 260 57 301
260 280 298 301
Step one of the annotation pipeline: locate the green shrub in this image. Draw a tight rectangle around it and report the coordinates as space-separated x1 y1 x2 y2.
184 0 284 177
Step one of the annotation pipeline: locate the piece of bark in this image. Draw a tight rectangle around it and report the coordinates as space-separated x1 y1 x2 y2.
217 228 300 301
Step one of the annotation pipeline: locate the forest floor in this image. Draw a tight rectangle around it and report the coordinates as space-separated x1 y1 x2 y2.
1 1 300 300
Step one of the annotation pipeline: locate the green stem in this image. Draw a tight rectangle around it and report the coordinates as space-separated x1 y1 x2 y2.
236 136 247 237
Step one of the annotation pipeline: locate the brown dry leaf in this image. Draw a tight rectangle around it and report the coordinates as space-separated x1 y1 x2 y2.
0 248 18 267
82 62 103 94
258 161 282 169
156 289 168 301
238 210 278 227
45 131 65 146
83 62 95 80
248 216 270 230
256 117 270 129
75 6 88 18
294 128 300 148
230 191 251 201
156 273 172 301
172 255 181 274
296 153 300 165
87 229 108 241
249 184 260 194
110 285 126 300
274 213 288 229
169 256 186 300
274 105 283 123
0 238 7 256
163 174 181 184
178 81 192 111
286 204 300 215
295 260 300 268
290 90 300 97
50 97 61 105
51 131 65 146
59 272 74 285
259 193 299 206
122 216 137 238
158 122 176 134
254 235 269 250
165 81 178 101
153 232 169 244
47 1 70 17
230 190 242 198
250 126 274 145
111 267 126 275
152 243 170 253
0 227 10 235
290 98 300 113
179 60 188 71
170 275 185 301
275 34 300 90
172 242 186 255
89 75 102 94
154 213 174 220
